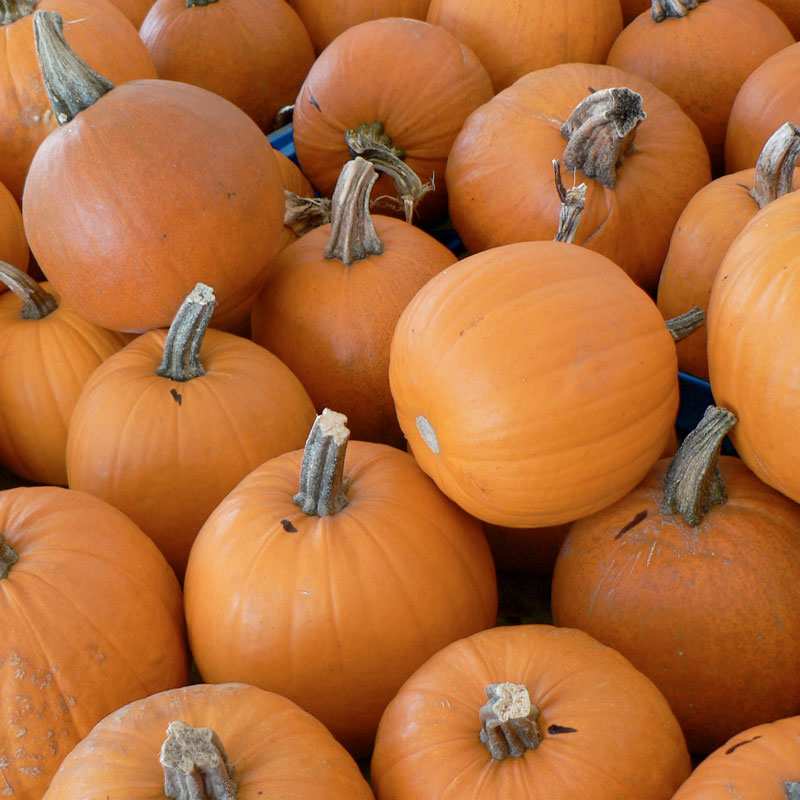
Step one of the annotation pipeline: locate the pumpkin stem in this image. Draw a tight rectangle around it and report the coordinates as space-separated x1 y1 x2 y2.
0 0 34 25
785 781 800 800
324 158 384 266
661 405 737 526
156 283 216 382
750 122 800 209
552 159 587 243
651 0 707 21
479 682 543 759
665 306 705 342
561 87 646 189
344 121 433 223
0 535 19 580
33 10 115 125
0 260 58 320
284 190 332 238
160 720 238 800
293 408 350 516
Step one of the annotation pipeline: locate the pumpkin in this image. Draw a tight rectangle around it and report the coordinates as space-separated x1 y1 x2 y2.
0 261 131 485
606 0 793 175
105 0 155 27
287 0 431 54
725 41 800 174
0 179 29 288
22 11 285 333
0 485 189 800
251 157 457 447
370 624 691 799
66 283 317 580
292 16 494 225
670 715 800 799
760 0 800 37
706 188 800 505
388 239 679 527
657 122 800 381
139 0 314 132
184 408 498 758
0 0 156 204
42 683 375 800
551 405 800 754
426 0 623 93
445 64 711 294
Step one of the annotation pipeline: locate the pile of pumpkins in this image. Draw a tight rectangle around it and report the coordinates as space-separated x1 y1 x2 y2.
1 0 800 797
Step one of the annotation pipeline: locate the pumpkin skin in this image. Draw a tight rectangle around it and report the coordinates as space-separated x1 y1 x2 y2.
105 0 154 27
551 452 800 755
0 180 30 289
725 42 800 174
706 190 800 505
42 683 375 800
0 0 157 204
670 715 800 800
0 485 189 800
426 0 623 93
65 322 317 581
292 17 494 225
371 624 691 800
139 0 314 132
388 240 680 528
184 435 498 758
605 0 794 175
23 76 286 333
445 62 711 295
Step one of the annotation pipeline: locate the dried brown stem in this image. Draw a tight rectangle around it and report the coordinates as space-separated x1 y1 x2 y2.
0 261 57 319
479 682 542 759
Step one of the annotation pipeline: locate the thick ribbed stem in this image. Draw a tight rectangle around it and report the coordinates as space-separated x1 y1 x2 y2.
552 159 587 243
666 306 705 342
160 721 238 800
751 122 800 208
33 10 115 125
0 535 19 580
156 283 216 381
661 406 737 526
293 409 350 516
324 158 384 266
284 191 332 237
0 0 34 25
0 261 57 320
479 682 543 760
651 0 707 21
561 87 646 189
344 121 433 222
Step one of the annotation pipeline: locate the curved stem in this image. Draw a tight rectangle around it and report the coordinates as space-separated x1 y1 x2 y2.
661 405 737 526
284 191 332 238
651 0 707 21
34 10 115 125
0 0 34 25
561 87 646 189
552 159 587 243
479 682 542 759
0 261 58 320
751 122 800 208
293 408 350 517
156 283 216 381
344 121 433 223
324 158 384 266
160 720 238 800
666 306 705 342
0 535 18 580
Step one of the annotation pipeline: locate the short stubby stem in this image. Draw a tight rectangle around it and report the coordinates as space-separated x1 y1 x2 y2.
0 261 58 320
666 306 705 342
0 534 19 580
785 781 800 800
156 283 216 381
479 682 543 759
651 0 707 21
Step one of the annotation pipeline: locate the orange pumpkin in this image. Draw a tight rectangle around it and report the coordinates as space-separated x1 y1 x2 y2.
66 283 317 580
445 64 711 294
426 0 623 93
389 239 679 527
42 683 375 800
22 11 285 333
0 179 29 290
0 262 131 485
184 408 498 758
371 624 691 799
0 485 189 800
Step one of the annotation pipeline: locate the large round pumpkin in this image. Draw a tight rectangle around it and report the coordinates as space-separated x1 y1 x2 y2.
388 239 679 527
0 485 189 800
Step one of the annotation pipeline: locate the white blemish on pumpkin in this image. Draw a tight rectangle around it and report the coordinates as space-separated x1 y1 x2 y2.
646 541 658 567
416 415 439 453
17 768 42 778
15 729 25 739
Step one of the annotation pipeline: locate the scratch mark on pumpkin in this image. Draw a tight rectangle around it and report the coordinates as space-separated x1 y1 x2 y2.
170 388 182 406
548 724 578 734
586 557 617 617
725 735 762 754
615 509 648 539
309 96 321 112
280 519 298 532
646 540 658 567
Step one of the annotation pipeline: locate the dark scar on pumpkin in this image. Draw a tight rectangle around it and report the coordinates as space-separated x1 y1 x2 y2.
170 388 182 406
548 724 578 735
615 510 648 539
280 519 298 532
725 735 762 754
309 96 321 112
